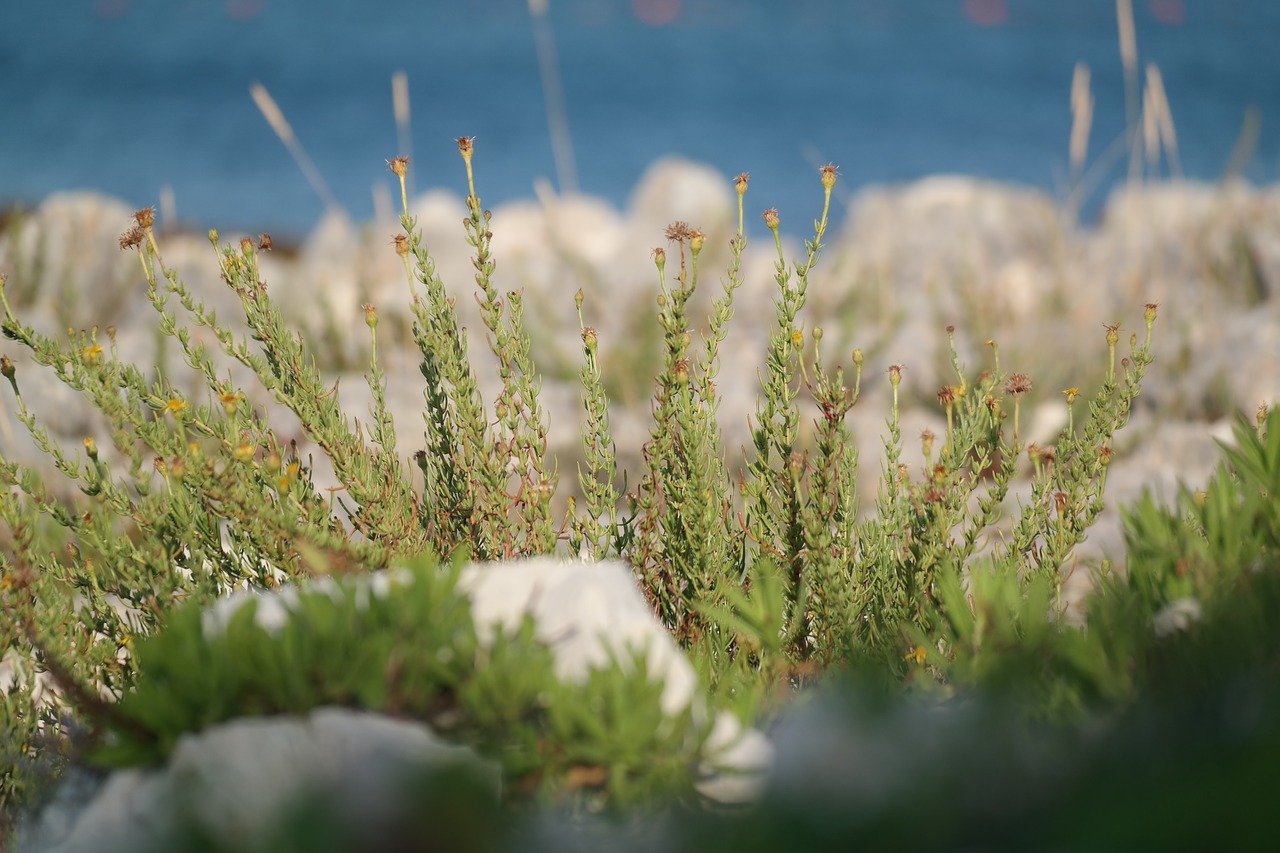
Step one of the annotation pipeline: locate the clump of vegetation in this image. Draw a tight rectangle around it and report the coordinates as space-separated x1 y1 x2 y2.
9 137 1258 845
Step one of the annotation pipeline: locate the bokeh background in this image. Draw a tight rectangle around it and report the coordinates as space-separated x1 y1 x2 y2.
1 0 1276 237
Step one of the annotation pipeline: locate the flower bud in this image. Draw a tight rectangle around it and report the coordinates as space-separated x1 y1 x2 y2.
820 164 839 190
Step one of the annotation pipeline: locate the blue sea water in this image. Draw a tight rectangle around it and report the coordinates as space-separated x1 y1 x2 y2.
1 0 1277 239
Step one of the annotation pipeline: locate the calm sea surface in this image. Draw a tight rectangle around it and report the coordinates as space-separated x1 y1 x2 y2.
1 0 1277 238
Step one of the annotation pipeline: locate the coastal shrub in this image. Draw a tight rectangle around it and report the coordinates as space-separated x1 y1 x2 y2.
0 141 1159 820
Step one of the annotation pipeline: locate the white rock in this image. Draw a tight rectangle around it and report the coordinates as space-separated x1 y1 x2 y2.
17 708 495 853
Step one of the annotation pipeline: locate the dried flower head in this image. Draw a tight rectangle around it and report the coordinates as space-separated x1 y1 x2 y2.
1104 322 1121 346
119 226 146 250
734 172 750 195
1144 302 1158 324
937 385 958 407
257 234 273 251
386 156 411 177
239 237 255 255
455 136 475 158
665 221 693 242
133 207 155 229
762 208 780 230
672 358 690 385
393 233 409 256
362 303 378 329
581 326 598 351
920 429 935 451
1054 491 1069 515
887 364 903 386
1004 373 1032 395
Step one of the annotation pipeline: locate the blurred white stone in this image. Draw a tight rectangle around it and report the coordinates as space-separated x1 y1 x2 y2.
1152 597 1203 637
17 707 495 853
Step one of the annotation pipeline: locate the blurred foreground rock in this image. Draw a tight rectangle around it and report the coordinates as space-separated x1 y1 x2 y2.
15 558 771 852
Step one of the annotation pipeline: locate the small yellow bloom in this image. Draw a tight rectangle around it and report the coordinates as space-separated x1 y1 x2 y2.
233 443 255 462
217 391 242 413
80 344 104 363
162 398 187 415
905 646 928 666
1063 387 1080 403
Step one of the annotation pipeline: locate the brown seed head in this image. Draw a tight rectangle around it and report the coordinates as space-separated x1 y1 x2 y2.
1054 491 1069 515
133 207 155 229
734 172 750 195
386 156 411 177
665 221 692 242
1004 373 1032 395
455 136 475 158
937 385 957 407
257 234 273 251
119 226 146 250
393 233 409 256
672 358 690 385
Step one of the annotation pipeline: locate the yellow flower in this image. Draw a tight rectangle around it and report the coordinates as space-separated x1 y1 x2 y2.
217 391 242 414
905 646 927 666
80 344 104 363
233 443 255 462
1063 387 1080 404
162 398 187 415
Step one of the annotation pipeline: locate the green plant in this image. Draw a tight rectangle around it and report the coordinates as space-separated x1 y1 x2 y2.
0 142 1161 821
